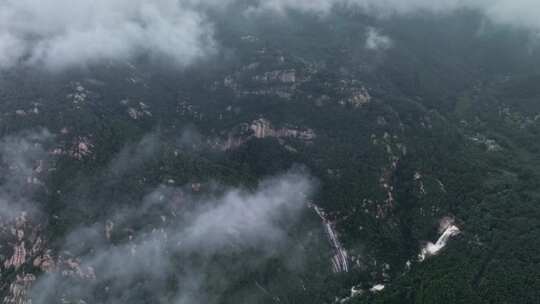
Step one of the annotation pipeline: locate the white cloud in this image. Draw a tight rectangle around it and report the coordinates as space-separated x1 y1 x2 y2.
482 0 540 30
0 32 25 70
245 0 335 15
181 171 312 251
30 170 314 303
0 129 53 219
2 0 540 71
365 27 393 51
244 0 471 16
0 0 216 70
247 0 540 33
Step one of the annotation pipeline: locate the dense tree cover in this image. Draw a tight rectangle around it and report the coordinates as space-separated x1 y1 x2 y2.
1 6 540 303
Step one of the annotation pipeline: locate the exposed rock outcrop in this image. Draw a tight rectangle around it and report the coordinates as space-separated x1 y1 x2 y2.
250 118 316 141
213 118 316 151
3 274 35 304
253 70 296 84
4 242 26 269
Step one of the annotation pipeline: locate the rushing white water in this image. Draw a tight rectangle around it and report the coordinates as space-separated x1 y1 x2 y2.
310 203 349 273
418 224 460 261
370 284 385 292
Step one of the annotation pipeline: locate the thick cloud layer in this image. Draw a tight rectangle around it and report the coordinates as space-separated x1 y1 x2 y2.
0 0 215 70
1 0 539 70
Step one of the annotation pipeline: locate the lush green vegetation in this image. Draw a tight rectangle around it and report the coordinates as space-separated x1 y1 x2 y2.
1 6 540 303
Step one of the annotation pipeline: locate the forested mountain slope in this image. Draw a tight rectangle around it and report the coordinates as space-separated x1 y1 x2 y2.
0 3 539 304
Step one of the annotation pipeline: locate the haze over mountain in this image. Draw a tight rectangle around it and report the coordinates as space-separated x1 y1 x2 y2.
0 1 539 303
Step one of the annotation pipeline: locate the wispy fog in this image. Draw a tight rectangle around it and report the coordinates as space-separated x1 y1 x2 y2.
0 129 52 219
25 131 314 303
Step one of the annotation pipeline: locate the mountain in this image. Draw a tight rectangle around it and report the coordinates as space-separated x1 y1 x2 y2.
0 2 540 304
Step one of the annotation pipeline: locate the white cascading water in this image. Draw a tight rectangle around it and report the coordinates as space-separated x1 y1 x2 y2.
418 220 461 262
310 203 349 273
